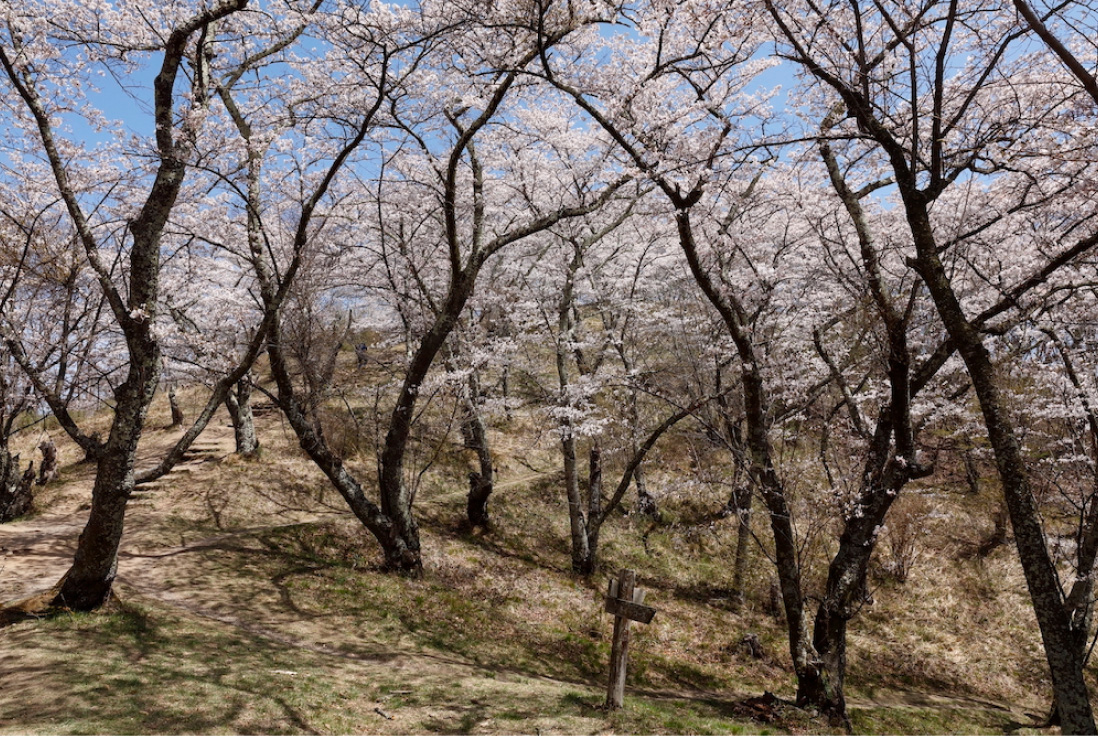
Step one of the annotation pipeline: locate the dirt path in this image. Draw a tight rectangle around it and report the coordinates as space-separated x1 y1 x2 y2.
0 428 240 602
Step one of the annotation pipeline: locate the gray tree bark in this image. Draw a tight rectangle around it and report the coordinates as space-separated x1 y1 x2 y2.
168 385 184 428
910 215 1096 734
36 438 58 486
0 445 33 522
461 371 494 529
224 378 259 457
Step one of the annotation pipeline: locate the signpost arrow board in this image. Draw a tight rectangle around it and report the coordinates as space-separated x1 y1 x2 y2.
605 569 656 709
605 589 657 624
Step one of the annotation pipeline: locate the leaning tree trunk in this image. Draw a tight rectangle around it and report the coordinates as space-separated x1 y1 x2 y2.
1038 328 1098 728
802 451 910 726
909 202 1096 735
674 206 819 696
378 276 480 573
224 378 259 456
795 127 933 726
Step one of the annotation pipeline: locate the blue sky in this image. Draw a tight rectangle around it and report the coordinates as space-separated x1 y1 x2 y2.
67 60 154 145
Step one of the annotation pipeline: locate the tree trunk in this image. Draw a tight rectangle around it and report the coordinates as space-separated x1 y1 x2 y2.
801 607 848 723
501 366 512 421
554 245 596 575
461 371 494 529
963 448 981 494
674 207 818 694
36 438 58 486
562 427 591 573
800 455 907 728
577 443 603 576
224 378 259 456
15 0 247 612
909 202 1096 735
168 385 184 427
617 347 657 520
377 279 478 575
0 445 34 522
53 347 160 610
558 429 603 575
467 471 492 529
633 464 660 519
792 124 938 726
798 355 921 725
265 317 422 573
728 484 753 610
1039 327 1098 727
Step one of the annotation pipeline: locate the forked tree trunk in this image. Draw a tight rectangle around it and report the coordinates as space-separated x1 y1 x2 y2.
790 126 937 726
377 279 479 574
800 453 912 726
1 0 248 612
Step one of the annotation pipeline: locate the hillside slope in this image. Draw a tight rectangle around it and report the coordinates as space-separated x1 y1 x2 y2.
0 392 1064 735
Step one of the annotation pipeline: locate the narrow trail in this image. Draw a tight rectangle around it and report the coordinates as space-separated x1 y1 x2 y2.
0 428 238 602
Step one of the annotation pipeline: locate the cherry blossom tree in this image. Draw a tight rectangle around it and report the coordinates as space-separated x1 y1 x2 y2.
767 0 1098 729
241 0 627 572
538 0 1095 724
538 0 858 710
0 0 259 610
0 179 102 520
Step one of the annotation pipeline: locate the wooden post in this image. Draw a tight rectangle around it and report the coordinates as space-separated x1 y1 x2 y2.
605 568 656 709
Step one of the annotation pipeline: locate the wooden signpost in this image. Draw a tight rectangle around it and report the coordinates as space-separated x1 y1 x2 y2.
604 568 657 709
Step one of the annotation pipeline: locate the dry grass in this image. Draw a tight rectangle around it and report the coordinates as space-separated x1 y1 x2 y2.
0 375 1069 734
